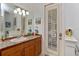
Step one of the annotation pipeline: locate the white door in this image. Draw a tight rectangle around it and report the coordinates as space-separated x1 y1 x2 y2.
45 4 64 56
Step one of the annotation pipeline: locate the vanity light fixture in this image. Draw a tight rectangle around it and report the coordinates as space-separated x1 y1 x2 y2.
14 8 29 16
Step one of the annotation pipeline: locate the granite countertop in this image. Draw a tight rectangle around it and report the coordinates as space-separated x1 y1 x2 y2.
0 35 41 50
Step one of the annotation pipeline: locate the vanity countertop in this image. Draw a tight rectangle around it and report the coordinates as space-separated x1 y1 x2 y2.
0 35 41 50
65 36 78 43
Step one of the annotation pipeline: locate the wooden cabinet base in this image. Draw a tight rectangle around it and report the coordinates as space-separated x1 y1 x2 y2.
0 36 42 56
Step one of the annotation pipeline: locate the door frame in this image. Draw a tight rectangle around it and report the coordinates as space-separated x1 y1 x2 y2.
44 3 64 56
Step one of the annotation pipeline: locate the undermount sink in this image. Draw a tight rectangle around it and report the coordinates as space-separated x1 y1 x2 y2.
10 37 27 42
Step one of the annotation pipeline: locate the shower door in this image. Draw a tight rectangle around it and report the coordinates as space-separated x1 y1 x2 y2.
45 4 63 55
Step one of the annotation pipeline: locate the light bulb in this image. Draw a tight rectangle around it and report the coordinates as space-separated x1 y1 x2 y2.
19 11 22 15
14 10 17 14
22 10 26 16
22 10 25 13
23 13 26 16
26 11 29 15
17 8 21 12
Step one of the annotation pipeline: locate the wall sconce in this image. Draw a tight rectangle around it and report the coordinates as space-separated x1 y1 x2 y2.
14 8 29 16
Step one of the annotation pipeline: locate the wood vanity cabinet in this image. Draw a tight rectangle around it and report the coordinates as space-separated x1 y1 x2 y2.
0 36 41 56
24 37 41 56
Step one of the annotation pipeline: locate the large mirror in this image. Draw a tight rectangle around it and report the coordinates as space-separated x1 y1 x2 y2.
0 3 31 39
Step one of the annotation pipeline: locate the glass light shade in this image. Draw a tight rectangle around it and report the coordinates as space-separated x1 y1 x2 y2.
14 10 17 14
22 10 26 16
17 8 21 12
19 11 22 15
22 10 25 13
23 13 26 16
26 11 29 15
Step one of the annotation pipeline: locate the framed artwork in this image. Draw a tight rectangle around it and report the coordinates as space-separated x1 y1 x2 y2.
28 19 32 25
35 17 41 24
5 22 11 28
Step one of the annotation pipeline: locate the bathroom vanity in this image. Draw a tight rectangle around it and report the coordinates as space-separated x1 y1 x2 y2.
0 3 42 56
0 35 42 56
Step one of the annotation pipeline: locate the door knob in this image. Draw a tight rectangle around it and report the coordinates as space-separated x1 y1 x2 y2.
59 33 62 40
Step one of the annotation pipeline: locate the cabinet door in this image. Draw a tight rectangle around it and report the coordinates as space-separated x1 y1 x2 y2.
1 45 23 56
35 38 41 55
24 45 35 56
65 46 75 56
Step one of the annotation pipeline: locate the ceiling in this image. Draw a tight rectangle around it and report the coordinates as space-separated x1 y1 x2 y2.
14 3 45 10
